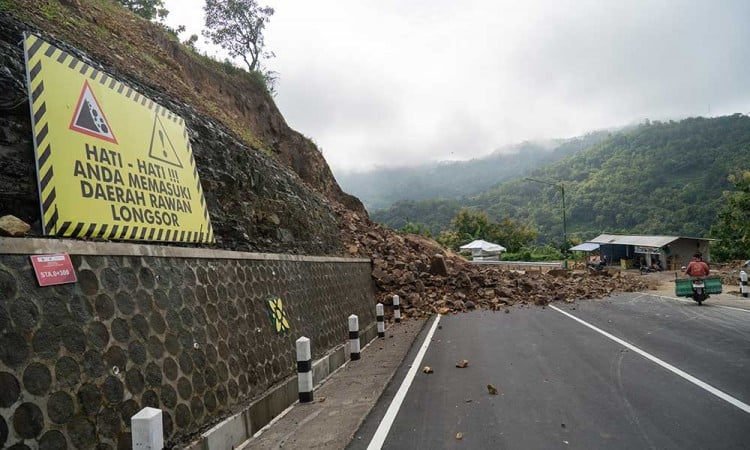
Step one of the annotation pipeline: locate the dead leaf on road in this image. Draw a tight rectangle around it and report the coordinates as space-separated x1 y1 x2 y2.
487 384 499 395
455 359 469 368
423 366 434 374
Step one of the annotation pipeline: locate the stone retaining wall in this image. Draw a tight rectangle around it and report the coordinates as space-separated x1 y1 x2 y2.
0 238 375 449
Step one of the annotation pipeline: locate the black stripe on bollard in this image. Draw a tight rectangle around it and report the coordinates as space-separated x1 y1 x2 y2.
296 336 313 403
297 359 311 372
349 314 361 361
377 303 385 338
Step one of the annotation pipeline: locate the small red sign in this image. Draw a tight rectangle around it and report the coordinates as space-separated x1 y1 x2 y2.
30 253 77 287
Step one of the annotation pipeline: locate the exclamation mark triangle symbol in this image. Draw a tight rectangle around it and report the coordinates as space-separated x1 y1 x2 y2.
148 113 183 168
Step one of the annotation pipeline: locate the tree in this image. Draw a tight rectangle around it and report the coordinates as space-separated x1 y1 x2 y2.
203 0 275 72
447 208 537 252
710 171 750 261
117 0 168 20
451 209 491 243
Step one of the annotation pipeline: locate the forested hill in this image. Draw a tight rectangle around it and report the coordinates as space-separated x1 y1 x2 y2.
337 131 611 211
372 114 750 242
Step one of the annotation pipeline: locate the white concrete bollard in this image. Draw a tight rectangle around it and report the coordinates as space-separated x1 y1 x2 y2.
393 295 401 323
131 407 163 450
349 314 361 360
376 303 385 338
741 271 748 298
296 336 313 403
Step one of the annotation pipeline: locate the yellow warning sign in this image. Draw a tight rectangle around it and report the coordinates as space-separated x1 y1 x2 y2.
23 34 214 243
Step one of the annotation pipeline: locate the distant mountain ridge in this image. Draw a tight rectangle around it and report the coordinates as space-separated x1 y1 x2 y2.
337 131 612 211
371 115 750 243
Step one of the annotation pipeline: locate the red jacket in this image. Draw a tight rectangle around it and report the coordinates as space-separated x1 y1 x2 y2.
685 260 710 277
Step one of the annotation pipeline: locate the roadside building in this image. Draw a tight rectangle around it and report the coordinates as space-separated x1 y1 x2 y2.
588 233 713 270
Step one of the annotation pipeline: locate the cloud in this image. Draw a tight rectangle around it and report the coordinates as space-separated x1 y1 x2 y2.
163 0 750 173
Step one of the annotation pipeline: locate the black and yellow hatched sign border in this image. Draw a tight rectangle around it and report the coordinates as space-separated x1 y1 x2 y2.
23 33 214 243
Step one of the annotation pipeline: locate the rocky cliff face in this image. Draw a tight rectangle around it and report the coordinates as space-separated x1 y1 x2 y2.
0 3 361 254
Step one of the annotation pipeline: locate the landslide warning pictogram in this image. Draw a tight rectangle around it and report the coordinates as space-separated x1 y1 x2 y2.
69 80 117 144
148 114 183 168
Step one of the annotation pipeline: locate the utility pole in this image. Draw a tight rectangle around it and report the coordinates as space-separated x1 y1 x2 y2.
525 177 568 264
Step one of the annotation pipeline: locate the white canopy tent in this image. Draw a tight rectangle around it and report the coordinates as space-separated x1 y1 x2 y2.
460 239 507 261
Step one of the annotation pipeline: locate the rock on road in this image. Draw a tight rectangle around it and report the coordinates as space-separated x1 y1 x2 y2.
352 293 750 449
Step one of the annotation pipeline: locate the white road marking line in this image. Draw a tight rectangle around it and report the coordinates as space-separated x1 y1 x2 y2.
367 314 442 450
641 292 750 313
549 305 750 415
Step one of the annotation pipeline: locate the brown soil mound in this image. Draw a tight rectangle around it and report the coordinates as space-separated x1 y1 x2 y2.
336 205 650 318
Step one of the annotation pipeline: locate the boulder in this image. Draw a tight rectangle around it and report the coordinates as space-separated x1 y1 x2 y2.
0 215 30 237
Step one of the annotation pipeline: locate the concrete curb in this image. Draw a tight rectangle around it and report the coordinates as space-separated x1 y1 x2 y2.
185 322 378 450
0 236 370 263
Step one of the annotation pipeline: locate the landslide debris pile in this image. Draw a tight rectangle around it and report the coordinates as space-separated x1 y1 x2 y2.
336 205 650 318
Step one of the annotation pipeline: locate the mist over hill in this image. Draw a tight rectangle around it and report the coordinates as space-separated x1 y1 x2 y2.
372 115 750 243
337 131 612 211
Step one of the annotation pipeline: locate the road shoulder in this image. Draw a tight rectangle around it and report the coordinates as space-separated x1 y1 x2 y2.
240 318 427 449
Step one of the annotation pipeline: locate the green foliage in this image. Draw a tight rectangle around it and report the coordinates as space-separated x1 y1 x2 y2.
349 132 611 211
203 0 274 72
436 230 461 249
373 198 462 236
446 208 537 252
116 0 168 20
373 115 750 245
503 244 563 261
710 171 750 260
183 34 199 50
400 222 432 237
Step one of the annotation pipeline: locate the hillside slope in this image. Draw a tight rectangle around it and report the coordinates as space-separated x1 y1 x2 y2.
339 131 611 211
373 115 750 242
0 0 365 253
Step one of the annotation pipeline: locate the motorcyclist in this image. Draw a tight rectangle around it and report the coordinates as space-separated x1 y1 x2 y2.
685 252 710 277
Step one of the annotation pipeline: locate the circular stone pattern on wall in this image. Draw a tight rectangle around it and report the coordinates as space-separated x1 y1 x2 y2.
0 372 20 407
13 402 45 439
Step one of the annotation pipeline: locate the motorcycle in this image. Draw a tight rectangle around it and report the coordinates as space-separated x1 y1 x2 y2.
689 277 708 305
675 267 721 305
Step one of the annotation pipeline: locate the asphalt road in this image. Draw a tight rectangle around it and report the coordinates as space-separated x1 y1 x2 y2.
350 293 750 450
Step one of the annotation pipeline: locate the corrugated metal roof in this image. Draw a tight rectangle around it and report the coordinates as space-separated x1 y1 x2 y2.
589 234 681 247
569 242 600 252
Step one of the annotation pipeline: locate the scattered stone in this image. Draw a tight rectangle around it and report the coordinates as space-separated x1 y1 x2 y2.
455 360 469 368
335 203 649 319
429 254 449 276
456 432 463 440
422 366 433 374
487 384 499 395
0 215 30 237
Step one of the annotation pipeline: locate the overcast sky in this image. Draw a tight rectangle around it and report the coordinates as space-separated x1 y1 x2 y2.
162 0 750 174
